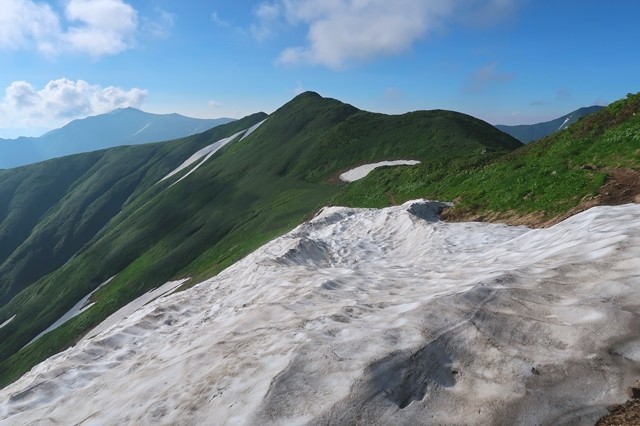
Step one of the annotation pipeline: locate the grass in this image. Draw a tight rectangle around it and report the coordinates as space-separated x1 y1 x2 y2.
333 93 640 220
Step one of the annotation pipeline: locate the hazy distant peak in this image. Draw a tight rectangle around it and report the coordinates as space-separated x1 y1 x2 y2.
0 109 236 169
496 105 604 143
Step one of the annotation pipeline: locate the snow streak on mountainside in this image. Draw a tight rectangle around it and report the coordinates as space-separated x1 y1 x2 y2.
558 117 571 130
158 120 267 185
339 160 421 182
159 129 247 184
1 201 640 425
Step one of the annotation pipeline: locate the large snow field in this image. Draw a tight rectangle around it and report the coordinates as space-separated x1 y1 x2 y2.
1 201 640 425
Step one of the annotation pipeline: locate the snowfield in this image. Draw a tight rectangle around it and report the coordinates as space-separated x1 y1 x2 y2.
340 160 421 182
2 201 640 425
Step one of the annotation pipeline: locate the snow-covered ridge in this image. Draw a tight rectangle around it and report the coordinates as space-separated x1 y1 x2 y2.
340 160 421 182
2 201 640 425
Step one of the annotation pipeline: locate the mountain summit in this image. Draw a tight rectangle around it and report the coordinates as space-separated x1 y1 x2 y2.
0 109 234 169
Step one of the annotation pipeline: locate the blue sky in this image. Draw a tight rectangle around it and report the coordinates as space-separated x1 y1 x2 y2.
1 0 639 138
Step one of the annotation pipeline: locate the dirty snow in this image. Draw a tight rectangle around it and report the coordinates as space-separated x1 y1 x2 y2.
2 201 640 425
82 278 189 341
340 160 421 182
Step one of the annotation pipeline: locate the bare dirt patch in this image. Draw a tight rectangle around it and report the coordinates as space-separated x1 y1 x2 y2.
596 385 640 426
597 168 640 205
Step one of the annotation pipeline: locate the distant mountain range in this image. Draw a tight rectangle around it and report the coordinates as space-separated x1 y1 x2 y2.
0 108 234 169
496 105 604 143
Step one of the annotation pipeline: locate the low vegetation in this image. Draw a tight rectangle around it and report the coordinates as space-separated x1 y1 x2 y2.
334 92 640 224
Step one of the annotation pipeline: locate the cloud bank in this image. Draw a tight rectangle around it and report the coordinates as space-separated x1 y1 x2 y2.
0 78 147 133
0 0 172 58
251 0 515 69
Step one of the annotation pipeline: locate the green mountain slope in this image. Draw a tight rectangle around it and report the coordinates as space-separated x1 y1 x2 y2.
0 92 521 387
334 93 640 223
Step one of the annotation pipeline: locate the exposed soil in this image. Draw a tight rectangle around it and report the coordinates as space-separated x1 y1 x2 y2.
596 168 640 205
596 386 640 426
441 168 640 228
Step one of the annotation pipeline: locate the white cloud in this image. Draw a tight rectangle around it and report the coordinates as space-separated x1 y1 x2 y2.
0 0 61 55
250 2 281 41
0 78 147 131
266 0 515 69
255 2 280 20
0 0 142 58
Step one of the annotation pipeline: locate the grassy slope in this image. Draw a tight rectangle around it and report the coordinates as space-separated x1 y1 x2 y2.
0 114 267 377
0 154 102 302
0 115 266 308
333 92 640 221
0 92 521 387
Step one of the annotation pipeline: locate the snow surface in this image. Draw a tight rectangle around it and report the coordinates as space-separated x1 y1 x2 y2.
159 129 246 184
26 277 115 346
82 278 189 341
340 160 421 182
2 201 640 425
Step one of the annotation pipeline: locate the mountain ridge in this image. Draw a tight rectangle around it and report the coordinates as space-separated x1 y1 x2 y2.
0 108 235 169
496 105 604 143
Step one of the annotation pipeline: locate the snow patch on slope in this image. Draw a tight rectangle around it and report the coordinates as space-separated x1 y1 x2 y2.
240 119 266 141
340 160 421 182
0 315 15 330
131 122 151 137
558 116 571 130
26 277 116 346
159 129 246 184
2 202 640 425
